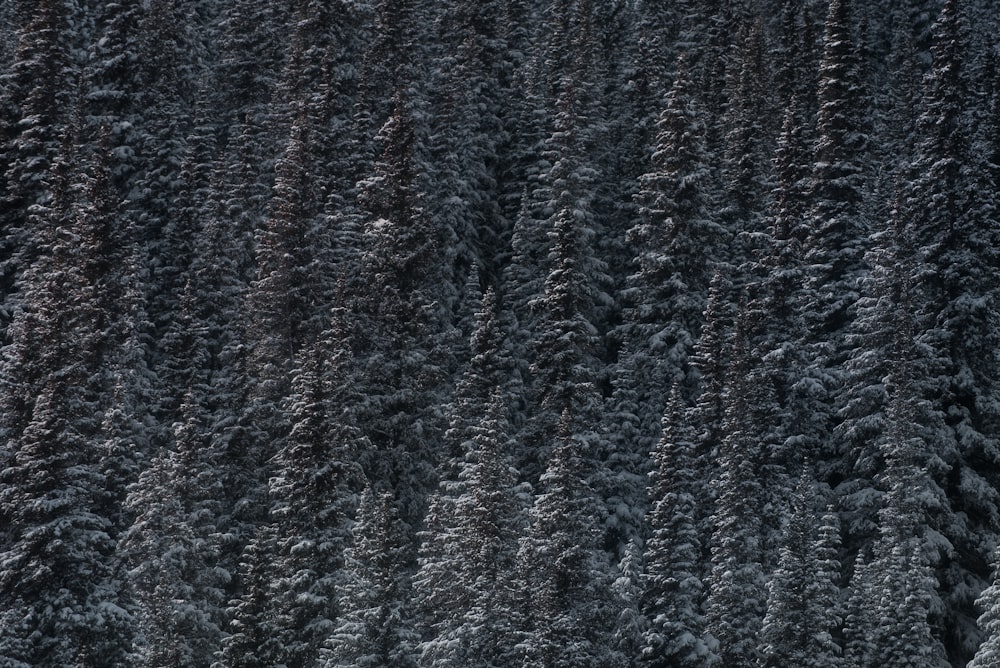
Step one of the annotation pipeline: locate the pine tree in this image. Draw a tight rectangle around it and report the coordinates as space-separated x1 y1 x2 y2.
413 390 522 668
623 58 724 419
423 0 508 283
843 549 877 668
804 0 869 342
613 539 646 665
721 21 770 228
350 88 455 520
215 0 292 126
835 191 934 540
514 414 625 668
704 315 768 668
246 113 323 380
526 118 607 424
640 387 717 668
865 322 949 668
153 89 224 421
318 487 419 668
216 521 284 668
906 1 1000 654
0 140 133 667
0 0 77 331
970 547 1000 668
688 268 735 465
122 392 229 667
83 0 145 193
264 342 365 668
759 470 842 668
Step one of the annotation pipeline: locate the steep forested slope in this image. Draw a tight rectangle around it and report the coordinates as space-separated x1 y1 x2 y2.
2 0 1000 666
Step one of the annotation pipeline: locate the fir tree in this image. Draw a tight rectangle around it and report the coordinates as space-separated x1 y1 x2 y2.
123 392 229 667
514 413 625 668
843 549 877 668
704 315 768 668
970 547 1000 668
318 487 419 668
0 137 134 667
865 320 949 668
264 343 365 668
906 1 1000 654
0 0 77 329
413 390 522 668
804 0 869 342
759 470 842 668
640 387 717 668
624 57 724 416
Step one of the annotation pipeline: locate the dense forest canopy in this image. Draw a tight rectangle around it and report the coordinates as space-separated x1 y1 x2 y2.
2 0 1000 666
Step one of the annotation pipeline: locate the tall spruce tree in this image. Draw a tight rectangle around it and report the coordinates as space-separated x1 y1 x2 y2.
640 387 717 668
0 0 77 333
804 0 869 345
759 470 842 668
514 413 625 668
123 391 229 667
623 57 723 414
970 547 1000 668
865 312 950 668
704 313 767 668
413 389 522 668
318 487 419 668
263 342 365 668
906 1 1000 655
0 138 134 668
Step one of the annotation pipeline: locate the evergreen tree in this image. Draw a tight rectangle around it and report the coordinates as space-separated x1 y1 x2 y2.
83 0 145 193
246 113 323 379
0 140 133 667
804 0 869 343
906 1 1000 654
264 343 365 668
514 414 625 668
526 116 608 424
623 58 724 418
970 547 1000 668
350 88 455 520
318 487 419 668
759 470 842 668
835 191 934 540
123 392 229 667
613 538 646 666
843 549 877 668
865 318 949 668
688 268 735 466
413 390 522 668
704 315 768 668
0 0 77 329
216 521 283 668
424 0 508 283
640 387 717 668
215 0 292 126
721 21 770 228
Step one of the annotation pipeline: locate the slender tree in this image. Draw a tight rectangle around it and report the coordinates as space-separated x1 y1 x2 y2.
514 413 625 668
704 314 768 668
123 392 229 667
0 139 134 667
970 547 1000 668
759 470 842 668
640 387 717 668
318 487 419 668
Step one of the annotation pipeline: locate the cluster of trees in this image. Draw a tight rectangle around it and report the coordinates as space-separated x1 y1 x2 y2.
3 0 1000 665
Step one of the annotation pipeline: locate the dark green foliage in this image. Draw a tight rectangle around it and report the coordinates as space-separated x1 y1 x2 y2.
2 2 1000 667
640 387 716 668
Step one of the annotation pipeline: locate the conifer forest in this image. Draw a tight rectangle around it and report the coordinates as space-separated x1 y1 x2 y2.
7 0 1000 665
